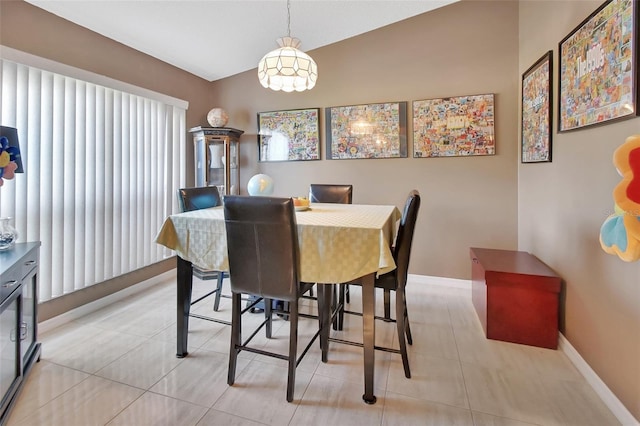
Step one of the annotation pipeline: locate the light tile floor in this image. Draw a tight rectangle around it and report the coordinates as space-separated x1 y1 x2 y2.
7 273 620 426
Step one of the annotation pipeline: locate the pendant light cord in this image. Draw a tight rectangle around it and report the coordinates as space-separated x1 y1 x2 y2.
287 0 291 37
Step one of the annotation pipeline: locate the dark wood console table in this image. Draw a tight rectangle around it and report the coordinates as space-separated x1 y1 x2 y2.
470 247 561 349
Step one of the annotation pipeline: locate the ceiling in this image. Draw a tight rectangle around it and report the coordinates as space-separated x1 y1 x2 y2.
25 0 458 82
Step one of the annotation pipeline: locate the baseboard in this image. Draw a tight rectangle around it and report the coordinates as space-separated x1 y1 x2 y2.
408 274 471 289
558 334 639 426
38 269 176 334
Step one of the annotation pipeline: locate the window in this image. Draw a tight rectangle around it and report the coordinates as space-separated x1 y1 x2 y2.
0 47 187 301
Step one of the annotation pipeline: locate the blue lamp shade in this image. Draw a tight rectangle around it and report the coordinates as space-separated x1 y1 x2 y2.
0 126 23 173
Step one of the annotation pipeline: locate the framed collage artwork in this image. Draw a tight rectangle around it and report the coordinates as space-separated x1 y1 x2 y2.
325 102 407 160
558 0 638 132
257 108 320 162
522 51 553 163
413 93 495 158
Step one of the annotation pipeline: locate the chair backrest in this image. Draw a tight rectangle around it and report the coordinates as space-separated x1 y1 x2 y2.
393 190 421 291
177 186 222 212
223 196 300 301
308 184 353 204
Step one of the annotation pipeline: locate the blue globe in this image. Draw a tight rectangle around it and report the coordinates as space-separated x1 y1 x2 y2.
247 174 274 196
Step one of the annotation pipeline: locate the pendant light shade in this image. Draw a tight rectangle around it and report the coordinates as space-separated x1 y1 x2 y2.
258 37 318 92
257 1 318 92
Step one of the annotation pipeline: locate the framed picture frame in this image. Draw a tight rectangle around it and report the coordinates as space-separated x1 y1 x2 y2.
325 102 407 159
413 93 495 158
257 108 320 161
558 0 639 132
522 51 553 163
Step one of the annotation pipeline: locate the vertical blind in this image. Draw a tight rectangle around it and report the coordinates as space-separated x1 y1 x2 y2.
0 56 187 302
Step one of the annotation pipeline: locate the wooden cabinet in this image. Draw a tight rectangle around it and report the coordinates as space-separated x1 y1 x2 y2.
0 242 41 425
190 126 244 195
470 247 561 349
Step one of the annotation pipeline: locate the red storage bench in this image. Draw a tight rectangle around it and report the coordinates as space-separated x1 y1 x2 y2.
470 247 562 349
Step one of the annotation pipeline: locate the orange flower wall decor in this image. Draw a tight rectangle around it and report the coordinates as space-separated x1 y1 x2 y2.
600 134 640 262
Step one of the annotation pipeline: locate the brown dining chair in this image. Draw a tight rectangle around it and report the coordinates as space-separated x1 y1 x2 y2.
177 187 228 313
223 195 325 402
340 190 421 378
308 183 353 204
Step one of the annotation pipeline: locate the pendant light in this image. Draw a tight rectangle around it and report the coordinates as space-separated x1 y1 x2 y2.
257 0 318 92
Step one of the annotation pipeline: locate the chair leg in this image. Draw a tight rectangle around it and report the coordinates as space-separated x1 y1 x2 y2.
309 285 314 297
331 284 345 331
281 301 290 321
228 292 242 386
404 293 413 345
213 272 224 311
265 298 273 338
395 289 411 378
286 299 299 402
336 284 340 330
337 284 345 331
345 284 350 303
384 289 392 321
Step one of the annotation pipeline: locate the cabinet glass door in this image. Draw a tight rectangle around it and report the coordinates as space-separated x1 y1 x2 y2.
227 139 239 195
206 138 225 193
20 270 36 365
194 136 207 187
0 292 20 414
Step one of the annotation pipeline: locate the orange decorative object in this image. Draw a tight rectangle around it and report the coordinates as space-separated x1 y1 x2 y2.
600 134 640 262
613 134 640 215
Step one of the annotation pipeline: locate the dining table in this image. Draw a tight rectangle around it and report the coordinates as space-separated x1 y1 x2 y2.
155 201 401 404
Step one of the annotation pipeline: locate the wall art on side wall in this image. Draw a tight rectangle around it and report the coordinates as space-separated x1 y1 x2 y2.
325 102 407 159
522 51 553 163
413 93 495 158
257 108 320 162
558 0 638 132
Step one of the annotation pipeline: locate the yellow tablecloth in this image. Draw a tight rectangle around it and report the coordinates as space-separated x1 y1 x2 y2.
155 203 401 283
